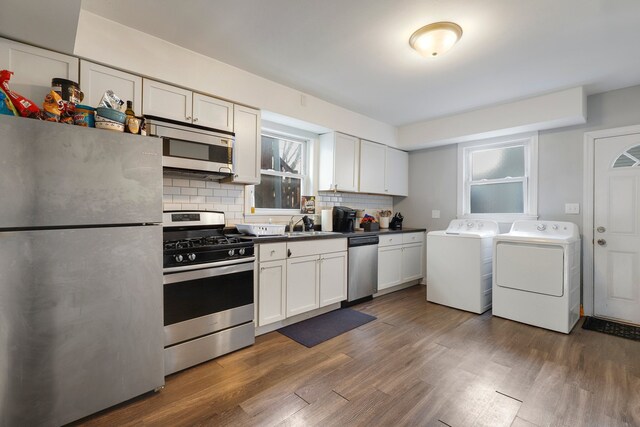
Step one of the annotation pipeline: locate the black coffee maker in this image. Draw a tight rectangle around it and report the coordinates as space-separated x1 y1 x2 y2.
333 206 356 232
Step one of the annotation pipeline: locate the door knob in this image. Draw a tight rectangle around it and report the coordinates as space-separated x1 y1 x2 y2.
597 239 607 246
597 226 606 233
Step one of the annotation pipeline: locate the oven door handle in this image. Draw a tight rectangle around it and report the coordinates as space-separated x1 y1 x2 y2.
163 258 255 285
163 257 255 274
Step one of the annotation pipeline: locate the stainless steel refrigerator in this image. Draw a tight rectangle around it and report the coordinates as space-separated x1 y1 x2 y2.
0 115 164 426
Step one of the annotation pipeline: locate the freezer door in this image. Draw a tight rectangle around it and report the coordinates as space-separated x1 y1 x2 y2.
0 226 164 427
0 115 162 228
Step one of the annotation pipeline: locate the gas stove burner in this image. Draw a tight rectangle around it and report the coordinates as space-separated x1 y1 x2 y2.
163 235 244 251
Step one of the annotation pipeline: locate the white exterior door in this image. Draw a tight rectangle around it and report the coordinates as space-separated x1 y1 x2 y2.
594 133 640 324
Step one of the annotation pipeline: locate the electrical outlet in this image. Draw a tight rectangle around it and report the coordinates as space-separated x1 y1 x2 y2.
432 210 441 219
565 203 580 214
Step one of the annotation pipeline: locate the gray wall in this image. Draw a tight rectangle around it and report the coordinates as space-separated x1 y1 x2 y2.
396 83 640 233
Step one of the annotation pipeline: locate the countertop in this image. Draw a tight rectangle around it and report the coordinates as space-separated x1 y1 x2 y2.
233 227 426 244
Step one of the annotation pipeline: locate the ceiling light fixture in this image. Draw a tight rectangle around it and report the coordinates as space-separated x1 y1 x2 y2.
409 21 463 57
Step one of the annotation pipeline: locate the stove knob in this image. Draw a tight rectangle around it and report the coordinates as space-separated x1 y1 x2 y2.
188 253 196 261
228 249 235 257
174 254 184 263
239 248 246 255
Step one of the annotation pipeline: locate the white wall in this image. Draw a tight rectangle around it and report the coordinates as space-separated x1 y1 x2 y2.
398 87 586 151
73 10 397 147
395 84 640 234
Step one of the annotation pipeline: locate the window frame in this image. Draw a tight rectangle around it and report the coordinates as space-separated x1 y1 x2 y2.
249 130 310 216
457 132 538 222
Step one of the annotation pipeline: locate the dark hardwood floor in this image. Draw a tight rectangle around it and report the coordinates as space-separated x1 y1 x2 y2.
74 285 640 427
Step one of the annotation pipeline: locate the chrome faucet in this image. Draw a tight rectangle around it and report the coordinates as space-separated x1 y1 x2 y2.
289 215 303 232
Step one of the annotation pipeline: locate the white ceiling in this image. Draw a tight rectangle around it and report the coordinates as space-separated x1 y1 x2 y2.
81 0 640 127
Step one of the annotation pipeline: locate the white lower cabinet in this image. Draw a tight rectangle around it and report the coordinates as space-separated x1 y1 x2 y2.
258 259 286 326
378 245 403 290
257 238 347 327
378 232 424 291
319 251 348 306
402 243 423 282
286 255 320 317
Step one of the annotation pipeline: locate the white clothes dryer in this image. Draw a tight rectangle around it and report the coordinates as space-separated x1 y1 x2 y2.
427 219 499 313
492 220 581 334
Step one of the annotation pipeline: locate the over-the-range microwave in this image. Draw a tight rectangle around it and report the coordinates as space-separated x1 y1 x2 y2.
145 116 234 180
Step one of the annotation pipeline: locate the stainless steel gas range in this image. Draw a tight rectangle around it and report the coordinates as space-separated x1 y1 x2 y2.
162 211 255 375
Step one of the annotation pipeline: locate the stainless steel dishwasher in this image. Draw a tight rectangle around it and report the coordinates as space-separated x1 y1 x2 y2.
345 235 379 305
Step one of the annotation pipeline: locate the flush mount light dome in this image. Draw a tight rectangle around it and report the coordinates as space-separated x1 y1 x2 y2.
409 21 463 57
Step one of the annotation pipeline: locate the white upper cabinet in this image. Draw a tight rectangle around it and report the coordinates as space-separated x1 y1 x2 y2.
192 93 233 132
142 79 192 123
319 132 360 193
80 60 142 112
0 38 78 108
358 140 409 196
143 79 235 132
359 139 386 194
228 104 261 184
385 147 409 196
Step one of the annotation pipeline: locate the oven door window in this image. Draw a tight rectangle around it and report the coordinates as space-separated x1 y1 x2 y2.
164 267 253 326
163 138 231 164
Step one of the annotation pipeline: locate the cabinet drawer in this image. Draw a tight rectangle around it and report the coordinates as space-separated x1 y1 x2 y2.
402 232 424 244
378 234 402 247
287 238 347 258
259 242 287 261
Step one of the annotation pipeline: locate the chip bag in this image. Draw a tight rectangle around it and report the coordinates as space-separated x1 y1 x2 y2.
0 87 18 116
0 70 40 118
43 90 63 122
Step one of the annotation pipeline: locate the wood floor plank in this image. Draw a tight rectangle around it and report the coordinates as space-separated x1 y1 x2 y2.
72 285 640 427
472 391 521 427
277 391 349 427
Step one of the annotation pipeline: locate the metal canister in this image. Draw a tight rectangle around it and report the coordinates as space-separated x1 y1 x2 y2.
51 78 84 105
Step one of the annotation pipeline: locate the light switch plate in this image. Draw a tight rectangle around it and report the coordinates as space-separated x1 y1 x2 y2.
565 203 580 214
432 210 441 219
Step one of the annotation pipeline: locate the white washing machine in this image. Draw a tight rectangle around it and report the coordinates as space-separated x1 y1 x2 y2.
492 220 581 334
427 219 499 314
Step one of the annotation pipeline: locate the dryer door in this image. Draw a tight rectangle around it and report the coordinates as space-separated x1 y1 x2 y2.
495 242 564 296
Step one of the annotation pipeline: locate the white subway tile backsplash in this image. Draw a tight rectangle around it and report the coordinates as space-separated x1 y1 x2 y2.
173 195 190 203
172 178 190 187
165 178 392 226
181 187 197 196
162 176 245 225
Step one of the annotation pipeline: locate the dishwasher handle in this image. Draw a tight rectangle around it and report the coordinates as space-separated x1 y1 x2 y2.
348 235 379 247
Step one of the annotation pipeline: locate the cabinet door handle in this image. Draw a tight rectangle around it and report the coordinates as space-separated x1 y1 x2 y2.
260 267 265 272
186 116 192 121
287 249 292 257
193 117 199 122
270 250 276 256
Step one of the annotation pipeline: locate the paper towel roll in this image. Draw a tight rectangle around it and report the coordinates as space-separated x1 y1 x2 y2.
321 209 333 231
